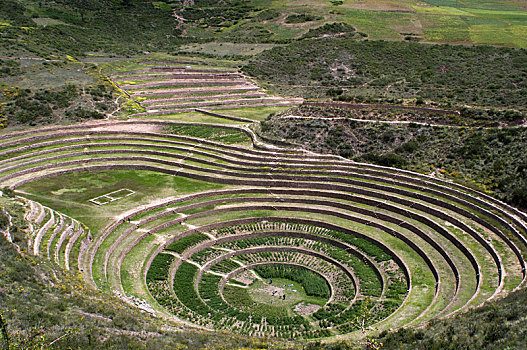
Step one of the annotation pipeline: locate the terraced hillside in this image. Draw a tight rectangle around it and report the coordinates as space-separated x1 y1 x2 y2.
111 61 303 121
2 105 527 340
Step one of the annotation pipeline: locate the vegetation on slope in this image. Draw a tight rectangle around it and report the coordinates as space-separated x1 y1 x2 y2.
0 56 122 129
1 83 113 127
244 38 527 111
2 0 525 60
0 0 186 57
377 287 527 349
259 105 527 209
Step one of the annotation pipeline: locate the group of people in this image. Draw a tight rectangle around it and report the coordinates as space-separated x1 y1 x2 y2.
271 289 287 300
269 278 288 300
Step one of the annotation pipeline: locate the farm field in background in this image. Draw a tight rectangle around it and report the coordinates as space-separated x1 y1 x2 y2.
171 0 527 48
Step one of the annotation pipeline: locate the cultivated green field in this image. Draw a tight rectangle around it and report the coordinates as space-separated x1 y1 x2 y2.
172 0 527 47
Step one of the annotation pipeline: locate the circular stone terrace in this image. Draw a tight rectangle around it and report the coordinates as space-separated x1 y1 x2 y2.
2 61 527 340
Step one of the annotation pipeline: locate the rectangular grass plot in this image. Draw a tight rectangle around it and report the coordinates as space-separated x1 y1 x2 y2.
89 196 113 205
106 188 135 200
89 188 136 205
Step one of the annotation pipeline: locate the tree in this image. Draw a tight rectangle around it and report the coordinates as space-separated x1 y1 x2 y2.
352 297 379 334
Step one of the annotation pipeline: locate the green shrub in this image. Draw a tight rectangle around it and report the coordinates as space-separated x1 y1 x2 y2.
0 213 8 230
0 59 21 77
254 9 280 21
1 187 14 198
358 152 408 168
65 107 105 120
301 22 355 39
244 39 527 110
284 14 321 24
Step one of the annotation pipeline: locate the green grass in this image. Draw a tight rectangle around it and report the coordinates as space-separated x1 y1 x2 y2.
423 16 471 42
213 106 293 121
91 222 135 289
412 5 475 16
134 112 248 125
164 124 251 144
177 42 283 57
17 170 225 232
469 24 527 48
119 233 158 296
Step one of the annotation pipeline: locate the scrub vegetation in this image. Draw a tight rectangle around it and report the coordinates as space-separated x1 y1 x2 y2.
259 105 527 209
